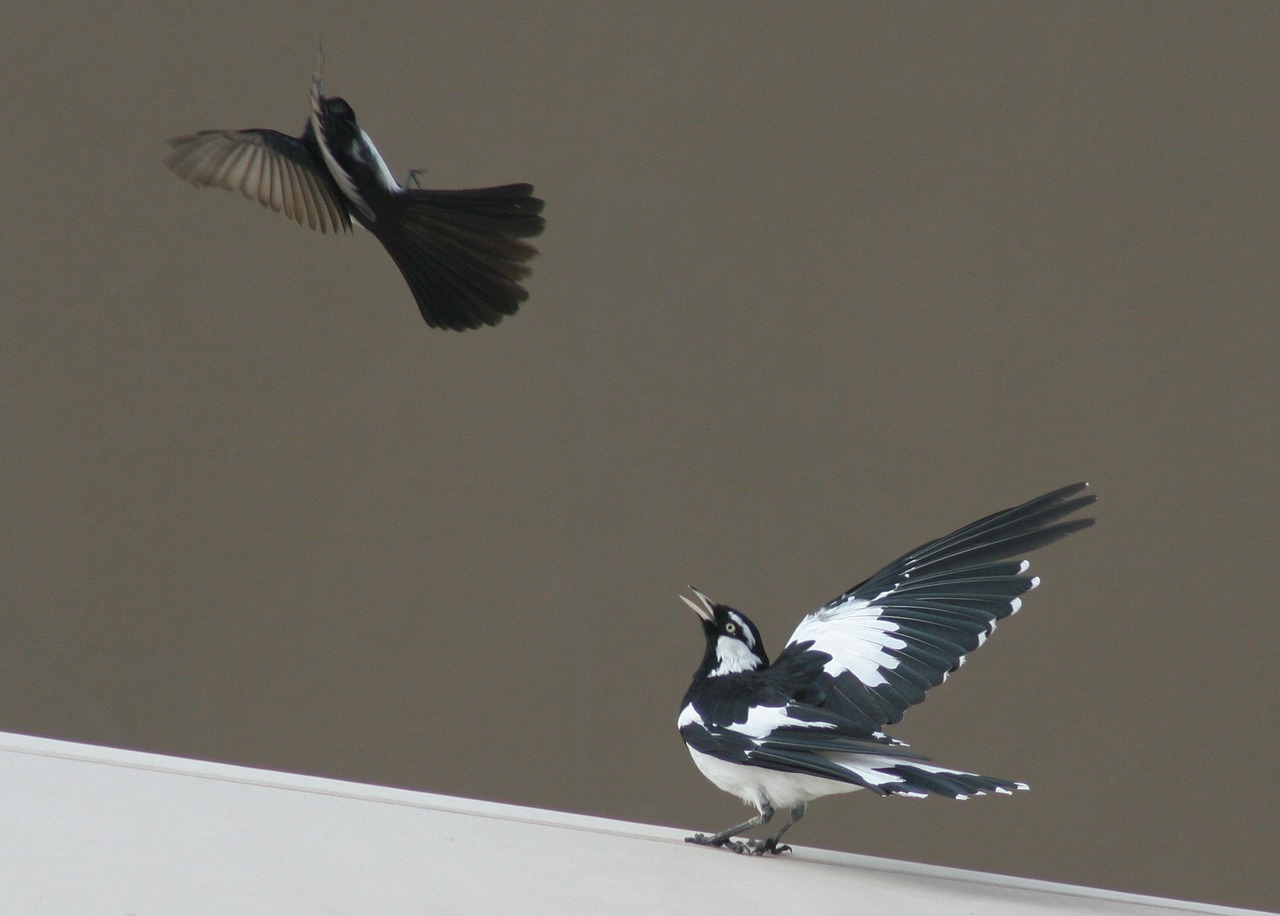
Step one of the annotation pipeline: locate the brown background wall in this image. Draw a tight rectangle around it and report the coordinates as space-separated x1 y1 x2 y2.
1 4 1276 911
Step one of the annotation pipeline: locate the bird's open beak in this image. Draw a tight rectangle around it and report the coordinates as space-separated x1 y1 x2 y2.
680 586 715 622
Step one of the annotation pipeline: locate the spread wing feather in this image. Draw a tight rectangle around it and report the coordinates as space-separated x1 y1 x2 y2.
166 129 351 234
778 483 1095 728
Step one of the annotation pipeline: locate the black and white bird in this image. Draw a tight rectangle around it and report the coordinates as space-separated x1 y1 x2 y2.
678 482 1095 855
165 53 545 331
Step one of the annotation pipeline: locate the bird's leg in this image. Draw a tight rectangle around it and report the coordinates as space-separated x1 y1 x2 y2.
686 804 775 854
744 803 806 855
404 168 427 189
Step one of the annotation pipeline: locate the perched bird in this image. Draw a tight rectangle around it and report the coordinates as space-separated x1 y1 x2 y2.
678 482 1095 855
165 54 545 331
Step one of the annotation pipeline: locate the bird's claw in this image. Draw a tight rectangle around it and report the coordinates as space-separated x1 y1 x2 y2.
685 833 790 855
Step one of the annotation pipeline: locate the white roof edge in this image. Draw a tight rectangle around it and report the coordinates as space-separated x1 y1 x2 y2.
0 731 1268 916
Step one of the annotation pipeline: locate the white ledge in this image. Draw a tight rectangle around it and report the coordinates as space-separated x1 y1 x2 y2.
0 731 1266 915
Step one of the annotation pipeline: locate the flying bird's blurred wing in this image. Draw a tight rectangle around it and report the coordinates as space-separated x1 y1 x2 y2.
371 183 546 330
779 482 1096 730
165 129 352 235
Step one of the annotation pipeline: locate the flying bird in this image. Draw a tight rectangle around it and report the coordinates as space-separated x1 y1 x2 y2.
678 482 1095 855
165 54 545 331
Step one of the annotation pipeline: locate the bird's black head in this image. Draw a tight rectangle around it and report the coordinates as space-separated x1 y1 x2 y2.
323 96 358 126
682 587 769 677
309 52 360 140
308 92 364 161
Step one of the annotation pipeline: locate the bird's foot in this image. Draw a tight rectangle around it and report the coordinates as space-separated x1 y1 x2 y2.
685 833 788 855
745 838 792 856
686 833 749 853
685 832 726 847
404 168 426 189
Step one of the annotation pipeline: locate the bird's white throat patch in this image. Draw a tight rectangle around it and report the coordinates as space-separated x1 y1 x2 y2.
710 635 761 676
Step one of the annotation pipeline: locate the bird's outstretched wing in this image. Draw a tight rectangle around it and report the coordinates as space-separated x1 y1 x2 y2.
370 184 546 331
778 482 1095 731
166 129 352 234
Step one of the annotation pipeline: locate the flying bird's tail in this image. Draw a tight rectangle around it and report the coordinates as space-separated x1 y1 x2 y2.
371 183 546 331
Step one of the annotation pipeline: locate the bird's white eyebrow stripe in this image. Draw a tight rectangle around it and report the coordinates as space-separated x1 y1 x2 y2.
726 611 754 646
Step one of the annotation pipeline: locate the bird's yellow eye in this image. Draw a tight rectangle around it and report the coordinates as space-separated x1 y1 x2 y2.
724 622 737 634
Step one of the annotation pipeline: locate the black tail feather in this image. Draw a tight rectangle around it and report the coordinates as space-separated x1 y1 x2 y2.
373 184 546 330
888 764 1024 798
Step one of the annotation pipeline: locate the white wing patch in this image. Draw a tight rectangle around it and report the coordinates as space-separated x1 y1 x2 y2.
677 701 833 741
787 595 906 687
735 703 836 740
786 557 1037 690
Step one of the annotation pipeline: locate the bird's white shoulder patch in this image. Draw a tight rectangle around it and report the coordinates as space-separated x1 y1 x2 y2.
357 129 402 193
734 704 836 740
677 703 703 729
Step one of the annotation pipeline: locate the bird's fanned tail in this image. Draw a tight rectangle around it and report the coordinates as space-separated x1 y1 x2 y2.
374 183 546 330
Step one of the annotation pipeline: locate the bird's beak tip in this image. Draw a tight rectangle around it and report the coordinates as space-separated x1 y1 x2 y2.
680 587 715 621
312 45 325 96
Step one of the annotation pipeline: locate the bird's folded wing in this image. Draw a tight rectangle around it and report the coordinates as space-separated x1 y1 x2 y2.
781 482 1095 728
166 129 352 234
682 702 928 794
681 695 902 758
756 727 925 759
372 184 545 330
